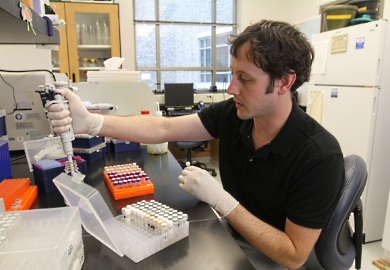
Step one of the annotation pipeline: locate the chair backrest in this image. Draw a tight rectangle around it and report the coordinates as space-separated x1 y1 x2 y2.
314 154 367 270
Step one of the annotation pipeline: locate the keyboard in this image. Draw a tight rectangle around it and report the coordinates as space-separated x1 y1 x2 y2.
167 110 199 116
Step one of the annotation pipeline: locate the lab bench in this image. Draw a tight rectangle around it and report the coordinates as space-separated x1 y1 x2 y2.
9 147 255 270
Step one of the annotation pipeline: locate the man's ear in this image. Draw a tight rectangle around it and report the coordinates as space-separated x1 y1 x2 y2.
277 72 296 95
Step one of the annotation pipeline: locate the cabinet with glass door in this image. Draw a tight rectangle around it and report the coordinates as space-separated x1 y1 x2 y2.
50 2 120 82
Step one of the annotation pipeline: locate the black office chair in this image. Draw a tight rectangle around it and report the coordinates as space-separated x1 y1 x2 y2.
305 154 367 270
174 141 217 177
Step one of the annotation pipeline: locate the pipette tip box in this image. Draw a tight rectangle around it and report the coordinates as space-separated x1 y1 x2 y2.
0 207 84 270
111 139 140 152
73 142 106 164
23 137 88 193
72 135 105 149
33 156 87 193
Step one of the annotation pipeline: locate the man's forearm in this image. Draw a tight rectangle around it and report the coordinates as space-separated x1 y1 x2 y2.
99 113 211 144
99 114 167 143
224 204 318 269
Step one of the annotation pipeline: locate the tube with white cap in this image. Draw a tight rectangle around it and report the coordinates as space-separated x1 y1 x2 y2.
147 102 168 155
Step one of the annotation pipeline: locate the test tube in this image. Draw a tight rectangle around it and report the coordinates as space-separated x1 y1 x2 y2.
167 219 173 239
143 214 150 230
11 203 19 211
172 217 179 227
15 198 22 206
161 222 168 241
113 181 119 189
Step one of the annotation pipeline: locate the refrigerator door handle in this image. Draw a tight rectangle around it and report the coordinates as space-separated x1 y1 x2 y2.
377 58 382 80
372 96 377 116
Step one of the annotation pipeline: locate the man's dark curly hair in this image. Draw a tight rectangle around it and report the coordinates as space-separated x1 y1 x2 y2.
229 20 314 94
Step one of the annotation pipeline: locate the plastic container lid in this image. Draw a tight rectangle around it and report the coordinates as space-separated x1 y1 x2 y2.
53 173 131 257
347 0 380 6
323 4 358 13
23 136 66 172
350 14 374 25
73 142 106 154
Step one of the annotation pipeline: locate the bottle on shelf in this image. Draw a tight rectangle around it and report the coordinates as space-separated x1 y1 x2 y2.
81 24 89 45
89 25 96 45
102 20 110 45
90 58 97 67
76 23 82 45
96 20 103 45
82 58 89 67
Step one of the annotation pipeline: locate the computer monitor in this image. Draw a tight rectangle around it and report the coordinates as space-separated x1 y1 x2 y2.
164 83 194 110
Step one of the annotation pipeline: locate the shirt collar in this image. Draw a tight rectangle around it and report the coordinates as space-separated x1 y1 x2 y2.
240 99 307 157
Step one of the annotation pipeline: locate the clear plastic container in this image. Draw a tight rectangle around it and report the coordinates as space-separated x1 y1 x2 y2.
0 207 83 270
53 173 189 263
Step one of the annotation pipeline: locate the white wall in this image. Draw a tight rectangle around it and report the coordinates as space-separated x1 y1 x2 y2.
116 0 135 71
289 0 320 24
0 45 51 70
237 0 291 32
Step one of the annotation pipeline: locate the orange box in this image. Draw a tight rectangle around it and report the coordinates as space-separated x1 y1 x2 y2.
0 178 37 211
103 171 154 200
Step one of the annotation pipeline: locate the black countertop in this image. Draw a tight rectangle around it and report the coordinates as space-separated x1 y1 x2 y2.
10 147 255 270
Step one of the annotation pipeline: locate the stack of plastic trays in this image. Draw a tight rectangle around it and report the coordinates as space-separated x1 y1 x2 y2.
0 140 11 182
103 163 154 200
115 200 189 262
0 179 38 211
0 110 11 182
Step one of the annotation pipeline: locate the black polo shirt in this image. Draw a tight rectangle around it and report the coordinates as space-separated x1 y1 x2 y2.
198 98 344 231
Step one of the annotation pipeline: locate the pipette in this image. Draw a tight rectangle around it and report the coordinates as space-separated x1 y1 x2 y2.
52 82 76 176
36 82 76 176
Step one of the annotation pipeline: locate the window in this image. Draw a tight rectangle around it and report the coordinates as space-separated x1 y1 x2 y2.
133 0 236 91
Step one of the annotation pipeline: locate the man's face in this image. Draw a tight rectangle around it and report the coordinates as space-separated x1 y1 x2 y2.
227 43 280 120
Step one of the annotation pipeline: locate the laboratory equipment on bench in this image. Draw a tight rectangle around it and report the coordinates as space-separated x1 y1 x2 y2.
53 172 189 263
307 19 390 242
82 101 118 111
0 72 53 151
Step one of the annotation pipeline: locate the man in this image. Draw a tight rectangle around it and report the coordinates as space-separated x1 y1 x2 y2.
47 20 344 269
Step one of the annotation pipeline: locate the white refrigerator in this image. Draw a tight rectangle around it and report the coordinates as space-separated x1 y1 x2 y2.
307 19 390 242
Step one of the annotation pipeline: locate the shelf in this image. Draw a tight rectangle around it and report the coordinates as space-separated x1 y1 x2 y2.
0 0 60 44
78 44 112 50
79 67 102 71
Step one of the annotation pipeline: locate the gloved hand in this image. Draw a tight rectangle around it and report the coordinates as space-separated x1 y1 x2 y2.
178 166 239 217
46 88 104 136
